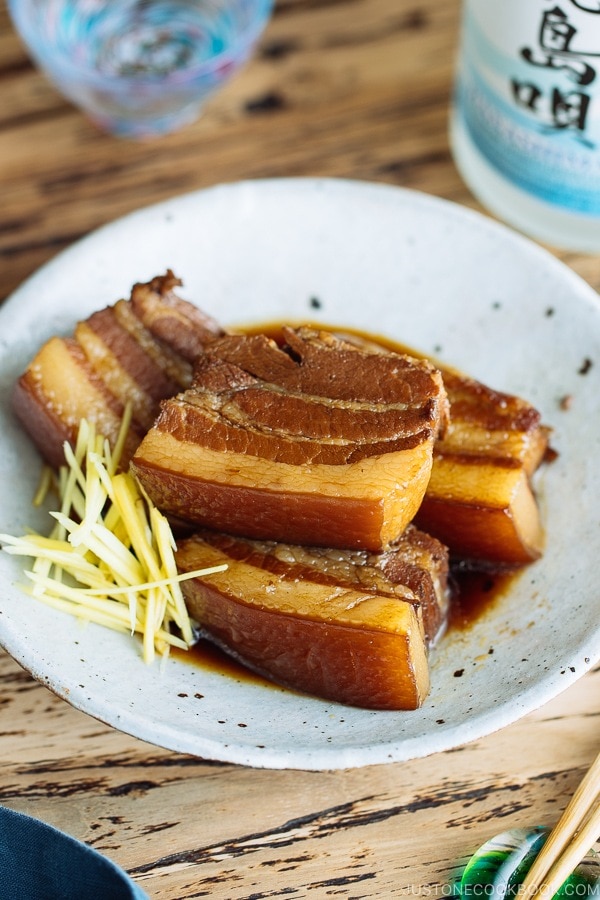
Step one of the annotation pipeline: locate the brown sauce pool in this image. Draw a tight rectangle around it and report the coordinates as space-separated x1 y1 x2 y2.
449 568 517 631
173 320 524 682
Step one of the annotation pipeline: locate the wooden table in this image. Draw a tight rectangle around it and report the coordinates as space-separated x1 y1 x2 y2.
1 1 599 896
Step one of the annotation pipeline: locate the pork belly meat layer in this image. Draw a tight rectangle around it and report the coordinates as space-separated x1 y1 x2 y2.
176 525 450 709
13 271 223 469
132 328 450 551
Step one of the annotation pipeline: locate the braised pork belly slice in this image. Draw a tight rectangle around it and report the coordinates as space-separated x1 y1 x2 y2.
333 331 550 568
416 456 544 568
132 328 449 551
127 270 223 364
175 525 450 709
13 271 224 469
414 369 550 568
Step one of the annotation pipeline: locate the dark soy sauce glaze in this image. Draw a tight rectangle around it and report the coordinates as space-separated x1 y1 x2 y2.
175 321 524 680
449 568 517 631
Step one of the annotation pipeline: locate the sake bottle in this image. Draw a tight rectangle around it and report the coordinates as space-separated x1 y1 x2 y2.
451 0 600 252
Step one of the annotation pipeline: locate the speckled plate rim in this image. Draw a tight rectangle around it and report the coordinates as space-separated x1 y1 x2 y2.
1 176 599 771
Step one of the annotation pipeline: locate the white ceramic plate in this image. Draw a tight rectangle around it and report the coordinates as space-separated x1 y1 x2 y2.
1 178 599 770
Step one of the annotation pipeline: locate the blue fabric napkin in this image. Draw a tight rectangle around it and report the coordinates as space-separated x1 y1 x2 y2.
0 806 148 899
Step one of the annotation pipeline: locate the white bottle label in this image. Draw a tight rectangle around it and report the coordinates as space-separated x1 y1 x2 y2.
455 0 600 214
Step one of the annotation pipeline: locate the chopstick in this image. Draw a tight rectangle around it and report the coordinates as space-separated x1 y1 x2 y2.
520 748 600 897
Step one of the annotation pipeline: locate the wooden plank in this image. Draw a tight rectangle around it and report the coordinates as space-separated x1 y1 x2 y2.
1 650 598 897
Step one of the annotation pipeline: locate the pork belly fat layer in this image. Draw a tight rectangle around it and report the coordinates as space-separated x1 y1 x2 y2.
132 329 449 551
176 532 434 710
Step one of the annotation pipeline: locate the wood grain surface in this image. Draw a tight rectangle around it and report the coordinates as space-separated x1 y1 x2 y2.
1 0 599 897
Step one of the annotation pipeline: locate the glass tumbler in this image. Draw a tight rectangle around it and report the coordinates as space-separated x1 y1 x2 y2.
8 0 274 139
